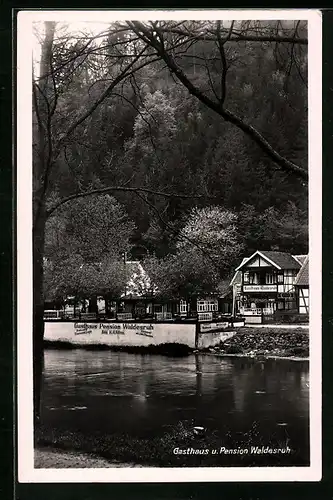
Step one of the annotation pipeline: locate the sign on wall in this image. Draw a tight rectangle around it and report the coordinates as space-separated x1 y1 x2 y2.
243 285 277 292
200 322 229 333
74 322 156 337
45 321 197 348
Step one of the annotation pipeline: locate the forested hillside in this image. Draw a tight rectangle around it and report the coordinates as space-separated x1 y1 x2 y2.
36 20 307 297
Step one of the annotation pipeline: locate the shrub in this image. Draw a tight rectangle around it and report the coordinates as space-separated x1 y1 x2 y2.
285 346 309 357
224 345 243 354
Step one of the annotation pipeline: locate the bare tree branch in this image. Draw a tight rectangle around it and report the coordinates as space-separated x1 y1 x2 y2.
128 20 308 181
150 26 308 45
202 50 220 102
216 20 234 104
135 191 223 273
46 186 214 219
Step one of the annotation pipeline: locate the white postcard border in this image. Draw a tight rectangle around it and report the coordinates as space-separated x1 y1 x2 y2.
17 9 322 483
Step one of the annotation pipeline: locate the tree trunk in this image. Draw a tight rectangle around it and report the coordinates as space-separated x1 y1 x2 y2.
89 296 98 314
33 210 46 429
104 296 110 316
32 22 57 429
189 296 197 317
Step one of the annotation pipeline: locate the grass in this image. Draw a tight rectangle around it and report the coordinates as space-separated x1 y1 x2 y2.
35 420 308 468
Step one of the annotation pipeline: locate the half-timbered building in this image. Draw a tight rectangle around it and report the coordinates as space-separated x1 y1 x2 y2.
294 255 309 315
233 251 307 319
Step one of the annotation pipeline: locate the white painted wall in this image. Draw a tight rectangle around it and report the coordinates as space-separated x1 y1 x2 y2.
44 321 197 348
244 316 262 325
197 331 236 349
298 287 309 314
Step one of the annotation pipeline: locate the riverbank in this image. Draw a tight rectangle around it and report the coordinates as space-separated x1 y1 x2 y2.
34 448 148 468
43 339 192 356
206 327 309 359
35 418 308 468
44 326 309 359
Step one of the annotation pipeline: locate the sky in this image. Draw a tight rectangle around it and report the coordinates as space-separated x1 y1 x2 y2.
32 21 111 74
31 14 305 67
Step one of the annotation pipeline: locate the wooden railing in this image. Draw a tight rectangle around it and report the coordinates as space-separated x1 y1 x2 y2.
80 312 98 321
43 310 63 320
198 312 213 322
240 307 274 316
155 312 172 321
240 308 261 316
116 312 133 321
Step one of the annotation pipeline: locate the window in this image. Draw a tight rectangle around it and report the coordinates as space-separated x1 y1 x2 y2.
277 273 283 283
243 272 249 284
197 300 217 312
284 270 297 285
197 301 206 312
180 300 187 314
265 273 275 284
208 300 218 311
285 299 296 310
249 272 259 284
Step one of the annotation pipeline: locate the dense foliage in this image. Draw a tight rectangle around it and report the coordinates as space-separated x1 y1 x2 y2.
43 195 134 302
36 19 308 301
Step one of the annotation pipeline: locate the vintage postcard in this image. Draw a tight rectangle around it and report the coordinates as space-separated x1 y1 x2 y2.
17 9 322 482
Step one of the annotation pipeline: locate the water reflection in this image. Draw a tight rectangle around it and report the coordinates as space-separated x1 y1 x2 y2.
41 350 309 450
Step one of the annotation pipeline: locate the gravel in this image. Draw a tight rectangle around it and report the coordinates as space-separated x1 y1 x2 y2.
34 448 147 468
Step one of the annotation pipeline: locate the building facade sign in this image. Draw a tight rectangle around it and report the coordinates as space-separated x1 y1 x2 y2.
243 285 277 292
277 292 295 298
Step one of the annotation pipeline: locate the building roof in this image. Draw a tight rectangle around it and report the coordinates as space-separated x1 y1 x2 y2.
217 279 234 298
294 255 309 286
259 251 301 270
230 258 248 287
125 260 143 275
236 250 301 271
293 255 308 266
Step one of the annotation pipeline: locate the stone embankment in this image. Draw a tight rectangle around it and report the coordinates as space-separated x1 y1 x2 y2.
204 327 309 359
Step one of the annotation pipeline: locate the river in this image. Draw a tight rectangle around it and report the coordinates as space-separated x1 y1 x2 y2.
40 349 310 466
